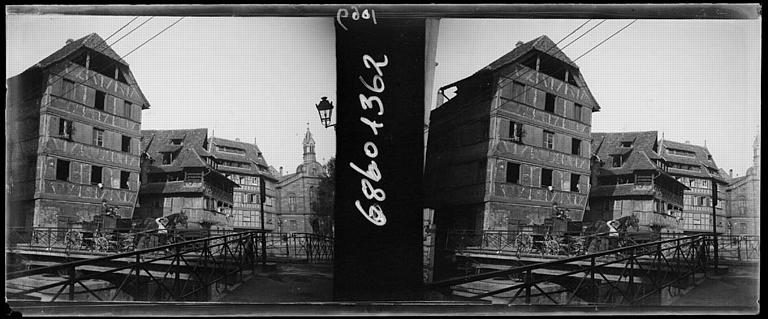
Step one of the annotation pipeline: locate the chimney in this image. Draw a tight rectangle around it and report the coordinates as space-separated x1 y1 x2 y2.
685 140 690 144
729 169 733 178
516 41 524 47
66 39 74 45
254 137 258 145
279 166 283 176
235 138 240 142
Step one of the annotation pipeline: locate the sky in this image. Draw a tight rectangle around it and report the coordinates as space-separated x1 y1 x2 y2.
6 14 762 178
432 19 761 178
6 15 337 175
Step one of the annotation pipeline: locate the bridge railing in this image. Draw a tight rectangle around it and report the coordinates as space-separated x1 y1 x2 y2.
6 230 268 302
441 229 604 257
263 232 334 264
426 234 715 306
6 227 334 263
660 233 760 262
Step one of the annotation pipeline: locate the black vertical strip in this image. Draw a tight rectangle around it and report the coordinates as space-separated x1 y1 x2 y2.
334 17 425 301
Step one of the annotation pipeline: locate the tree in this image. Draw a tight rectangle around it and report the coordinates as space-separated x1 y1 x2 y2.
311 157 335 236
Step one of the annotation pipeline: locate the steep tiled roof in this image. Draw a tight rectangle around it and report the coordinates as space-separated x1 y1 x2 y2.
440 35 600 111
591 131 663 175
209 137 275 179
659 139 728 182
37 33 128 68
141 128 212 173
27 33 151 109
482 35 578 72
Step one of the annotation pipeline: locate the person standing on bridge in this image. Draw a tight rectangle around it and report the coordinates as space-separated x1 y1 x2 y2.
607 220 620 249
155 217 169 234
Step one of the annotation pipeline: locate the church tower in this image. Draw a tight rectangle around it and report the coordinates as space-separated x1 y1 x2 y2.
752 131 760 177
303 127 317 165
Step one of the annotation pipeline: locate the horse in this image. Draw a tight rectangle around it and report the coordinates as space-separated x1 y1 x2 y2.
133 212 189 250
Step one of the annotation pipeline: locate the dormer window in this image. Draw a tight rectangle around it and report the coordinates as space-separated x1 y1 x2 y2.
161 152 174 165
170 139 183 145
621 141 633 147
612 155 623 167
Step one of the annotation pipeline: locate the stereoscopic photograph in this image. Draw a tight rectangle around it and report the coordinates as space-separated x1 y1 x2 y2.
4 4 760 317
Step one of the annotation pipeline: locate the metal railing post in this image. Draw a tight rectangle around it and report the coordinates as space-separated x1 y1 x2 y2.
306 235 312 262
524 269 532 304
238 233 243 282
223 235 229 288
174 244 181 300
285 234 290 257
68 266 76 301
628 248 635 305
202 238 209 301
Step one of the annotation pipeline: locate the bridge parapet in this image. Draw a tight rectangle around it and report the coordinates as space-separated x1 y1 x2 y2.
427 234 719 306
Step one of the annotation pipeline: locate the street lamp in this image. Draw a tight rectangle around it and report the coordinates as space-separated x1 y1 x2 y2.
315 97 335 128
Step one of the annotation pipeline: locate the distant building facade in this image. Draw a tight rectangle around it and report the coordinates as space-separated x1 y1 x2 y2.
586 132 686 232
659 140 729 233
726 134 760 236
276 128 326 234
6 33 150 229
136 129 237 230
424 35 600 235
209 137 279 231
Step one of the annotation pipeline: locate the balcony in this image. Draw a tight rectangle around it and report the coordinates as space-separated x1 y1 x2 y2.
633 211 679 229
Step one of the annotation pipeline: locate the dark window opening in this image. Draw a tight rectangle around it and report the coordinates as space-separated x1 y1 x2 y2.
170 139 183 145
93 128 104 147
121 135 131 153
570 174 580 192
62 79 76 100
120 171 130 189
612 155 623 168
506 162 520 184
571 138 581 156
509 122 523 142
544 131 555 150
574 103 583 122
162 152 174 165
91 166 102 185
621 141 633 147
86 50 128 83
94 91 106 111
59 118 73 139
535 54 580 87
544 93 556 113
512 81 527 102
541 168 553 188
56 159 70 181
124 101 132 118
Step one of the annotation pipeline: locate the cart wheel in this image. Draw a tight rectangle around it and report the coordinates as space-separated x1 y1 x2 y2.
95 235 109 252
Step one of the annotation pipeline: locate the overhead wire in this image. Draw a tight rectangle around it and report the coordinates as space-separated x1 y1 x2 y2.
38 17 186 111
13 16 141 103
432 20 639 130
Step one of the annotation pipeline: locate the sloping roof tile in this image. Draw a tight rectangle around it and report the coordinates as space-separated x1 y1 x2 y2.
209 137 274 178
591 131 663 175
141 128 211 170
659 139 728 182
482 35 578 72
37 33 128 68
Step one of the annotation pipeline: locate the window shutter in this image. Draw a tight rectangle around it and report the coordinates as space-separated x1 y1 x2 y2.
499 119 510 139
